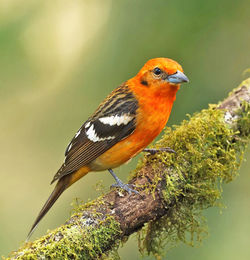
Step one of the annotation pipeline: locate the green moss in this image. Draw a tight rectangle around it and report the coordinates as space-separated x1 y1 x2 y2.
136 104 249 258
237 101 250 138
9 204 121 260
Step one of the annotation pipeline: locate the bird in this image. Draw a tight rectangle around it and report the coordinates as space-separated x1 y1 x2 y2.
27 57 189 240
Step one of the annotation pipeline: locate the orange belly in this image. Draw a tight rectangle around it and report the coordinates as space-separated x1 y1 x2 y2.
69 120 164 185
90 83 178 171
89 131 157 171
89 103 172 171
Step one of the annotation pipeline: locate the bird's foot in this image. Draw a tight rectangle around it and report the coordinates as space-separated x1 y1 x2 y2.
108 168 140 195
143 147 176 155
111 180 139 195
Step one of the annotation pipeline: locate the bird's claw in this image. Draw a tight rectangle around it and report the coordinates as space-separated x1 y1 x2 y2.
111 181 139 195
143 147 176 155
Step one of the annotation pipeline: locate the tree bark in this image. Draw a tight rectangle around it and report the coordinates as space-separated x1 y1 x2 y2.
6 79 250 260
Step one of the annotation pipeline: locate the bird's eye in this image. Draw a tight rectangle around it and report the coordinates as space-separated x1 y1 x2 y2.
153 67 162 75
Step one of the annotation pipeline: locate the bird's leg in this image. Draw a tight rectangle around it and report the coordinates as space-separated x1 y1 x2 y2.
143 147 176 155
108 168 139 195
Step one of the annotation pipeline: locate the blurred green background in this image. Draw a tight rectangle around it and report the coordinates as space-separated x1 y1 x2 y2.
0 0 249 259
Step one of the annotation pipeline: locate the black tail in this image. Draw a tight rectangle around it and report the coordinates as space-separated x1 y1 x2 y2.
26 177 68 241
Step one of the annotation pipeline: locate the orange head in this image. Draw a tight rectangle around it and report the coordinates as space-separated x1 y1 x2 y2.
136 57 189 91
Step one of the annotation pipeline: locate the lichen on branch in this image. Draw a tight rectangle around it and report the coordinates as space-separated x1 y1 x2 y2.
138 106 247 257
6 79 250 260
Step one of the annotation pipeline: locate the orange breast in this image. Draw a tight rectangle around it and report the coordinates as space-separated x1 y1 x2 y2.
90 85 178 171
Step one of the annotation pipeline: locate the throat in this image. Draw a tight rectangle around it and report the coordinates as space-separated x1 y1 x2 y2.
154 85 179 103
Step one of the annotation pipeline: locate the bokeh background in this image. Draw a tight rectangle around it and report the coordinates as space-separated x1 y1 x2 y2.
0 0 249 259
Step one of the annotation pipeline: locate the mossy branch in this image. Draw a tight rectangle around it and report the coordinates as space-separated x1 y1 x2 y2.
6 79 250 260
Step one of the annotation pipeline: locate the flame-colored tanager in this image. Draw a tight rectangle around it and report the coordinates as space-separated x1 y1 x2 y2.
27 57 189 239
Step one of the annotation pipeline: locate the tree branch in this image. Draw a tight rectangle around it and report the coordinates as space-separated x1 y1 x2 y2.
7 79 250 259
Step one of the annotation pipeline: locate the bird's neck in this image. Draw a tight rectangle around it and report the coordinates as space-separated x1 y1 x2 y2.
152 83 179 103
129 78 180 107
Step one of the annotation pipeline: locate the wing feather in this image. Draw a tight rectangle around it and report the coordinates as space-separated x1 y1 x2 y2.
51 84 138 184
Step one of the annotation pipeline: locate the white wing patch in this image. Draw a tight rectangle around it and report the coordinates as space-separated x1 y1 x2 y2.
75 128 81 138
66 143 72 153
99 114 133 126
85 124 115 142
66 128 82 153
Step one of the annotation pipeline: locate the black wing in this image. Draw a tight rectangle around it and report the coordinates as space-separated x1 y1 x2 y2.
51 84 138 183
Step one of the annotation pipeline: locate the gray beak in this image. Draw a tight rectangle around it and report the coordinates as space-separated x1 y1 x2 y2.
167 70 189 84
